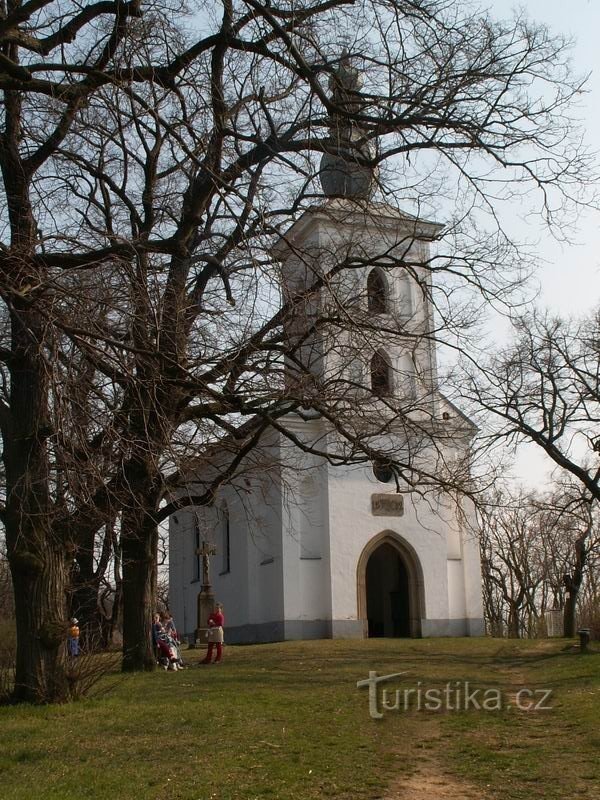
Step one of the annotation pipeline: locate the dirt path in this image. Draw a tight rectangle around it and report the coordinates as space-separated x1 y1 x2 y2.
386 765 487 799
384 719 490 800
382 649 554 799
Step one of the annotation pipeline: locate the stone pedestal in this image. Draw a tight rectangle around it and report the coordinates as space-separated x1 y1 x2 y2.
195 586 215 646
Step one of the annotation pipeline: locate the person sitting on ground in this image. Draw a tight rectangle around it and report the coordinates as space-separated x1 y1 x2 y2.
162 610 185 669
162 610 178 642
152 612 162 653
152 612 180 671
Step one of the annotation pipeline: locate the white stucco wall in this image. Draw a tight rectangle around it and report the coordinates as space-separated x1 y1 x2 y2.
326 461 452 623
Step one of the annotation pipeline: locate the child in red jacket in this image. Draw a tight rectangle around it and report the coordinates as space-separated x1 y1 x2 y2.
201 603 224 664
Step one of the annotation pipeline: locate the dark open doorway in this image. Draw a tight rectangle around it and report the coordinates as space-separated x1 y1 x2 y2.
366 541 411 637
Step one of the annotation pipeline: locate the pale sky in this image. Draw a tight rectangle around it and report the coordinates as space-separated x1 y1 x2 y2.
494 0 600 315
474 1 600 487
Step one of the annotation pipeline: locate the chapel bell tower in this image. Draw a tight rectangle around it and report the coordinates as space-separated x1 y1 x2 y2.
273 54 443 413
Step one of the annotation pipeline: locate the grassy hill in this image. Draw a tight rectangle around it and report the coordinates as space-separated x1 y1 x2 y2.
0 638 598 799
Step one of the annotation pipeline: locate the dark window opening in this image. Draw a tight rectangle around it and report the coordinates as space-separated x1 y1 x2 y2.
221 510 231 574
193 520 201 582
367 269 387 314
371 351 392 397
373 460 394 483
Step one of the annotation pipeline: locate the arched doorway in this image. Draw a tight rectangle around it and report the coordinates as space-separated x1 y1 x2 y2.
357 532 424 638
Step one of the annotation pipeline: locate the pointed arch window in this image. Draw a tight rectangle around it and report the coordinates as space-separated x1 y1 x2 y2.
367 269 387 314
220 505 231 575
370 350 393 397
193 518 201 582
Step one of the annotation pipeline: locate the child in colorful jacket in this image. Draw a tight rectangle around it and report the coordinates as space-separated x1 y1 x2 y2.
68 618 80 657
201 603 224 664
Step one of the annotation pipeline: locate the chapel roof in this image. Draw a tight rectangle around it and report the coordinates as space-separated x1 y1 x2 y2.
271 197 444 259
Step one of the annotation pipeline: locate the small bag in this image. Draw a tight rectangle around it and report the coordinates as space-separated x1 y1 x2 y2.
207 625 224 644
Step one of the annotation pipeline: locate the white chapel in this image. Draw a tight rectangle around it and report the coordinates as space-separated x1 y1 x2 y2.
168 57 484 643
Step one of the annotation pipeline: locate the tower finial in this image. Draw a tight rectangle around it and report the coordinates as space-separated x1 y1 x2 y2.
319 53 375 200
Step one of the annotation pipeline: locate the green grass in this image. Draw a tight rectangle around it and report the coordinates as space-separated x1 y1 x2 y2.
0 638 598 799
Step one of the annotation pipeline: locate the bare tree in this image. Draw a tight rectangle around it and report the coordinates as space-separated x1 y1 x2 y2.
478 483 599 638
462 310 600 500
479 491 547 638
460 308 600 635
538 484 597 637
0 0 594 700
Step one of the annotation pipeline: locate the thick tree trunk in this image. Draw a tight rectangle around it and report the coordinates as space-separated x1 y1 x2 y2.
563 528 589 638
1 73 72 699
563 593 578 638
507 604 521 638
121 508 158 672
8 531 70 703
3 296 72 702
70 579 104 651
70 518 115 650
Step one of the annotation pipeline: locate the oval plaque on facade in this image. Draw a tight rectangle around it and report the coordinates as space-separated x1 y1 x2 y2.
371 493 404 516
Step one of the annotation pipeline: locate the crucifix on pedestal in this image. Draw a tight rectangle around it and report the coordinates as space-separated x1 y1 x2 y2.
194 540 217 646
199 540 216 589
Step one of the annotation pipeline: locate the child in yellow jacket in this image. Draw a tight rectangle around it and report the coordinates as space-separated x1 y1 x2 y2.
68 618 80 657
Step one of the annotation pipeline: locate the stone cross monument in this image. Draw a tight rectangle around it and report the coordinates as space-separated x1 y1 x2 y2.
194 540 217 646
